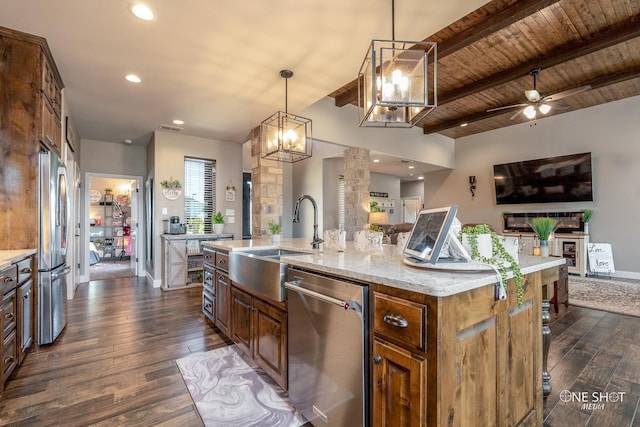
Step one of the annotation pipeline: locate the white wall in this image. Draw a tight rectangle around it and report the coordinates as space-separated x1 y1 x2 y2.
150 131 243 283
422 95 640 278
301 97 456 170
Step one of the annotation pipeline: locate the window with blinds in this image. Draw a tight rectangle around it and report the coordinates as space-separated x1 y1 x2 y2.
184 157 216 234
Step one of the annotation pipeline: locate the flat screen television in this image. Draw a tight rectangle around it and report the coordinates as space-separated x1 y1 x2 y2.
494 152 593 205
403 205 469 264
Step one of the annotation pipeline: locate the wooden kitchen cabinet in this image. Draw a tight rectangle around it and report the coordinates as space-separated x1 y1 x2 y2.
230 285 288 389
0 26 64 250
372 338 426 427
214 267 231 336
0 264 18 387
371 268 550 427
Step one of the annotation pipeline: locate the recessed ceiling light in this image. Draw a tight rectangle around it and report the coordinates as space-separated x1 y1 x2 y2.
373 159 380 163
460 123 468 127
173 119 185 125
418 176 424 180
125 74 142 83
408 165 415 169
123 139 133 145
129 3 155 21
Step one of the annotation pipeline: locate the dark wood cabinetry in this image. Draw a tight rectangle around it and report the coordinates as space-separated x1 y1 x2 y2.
0 26 64 250
371 268 551 427
1 255 34 394
229 285 288 389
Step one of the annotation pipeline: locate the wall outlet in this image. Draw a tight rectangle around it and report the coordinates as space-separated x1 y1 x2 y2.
225 209 235 216
162 207 167 215
228 216 235 224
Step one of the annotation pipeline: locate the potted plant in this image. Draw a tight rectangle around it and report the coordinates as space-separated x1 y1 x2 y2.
268 221 282 243
212 212 225 234
581 209 593 234
529 217 558 257
460 224 525 307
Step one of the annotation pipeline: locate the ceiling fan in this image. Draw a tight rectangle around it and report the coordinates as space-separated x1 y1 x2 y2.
487 67 591 120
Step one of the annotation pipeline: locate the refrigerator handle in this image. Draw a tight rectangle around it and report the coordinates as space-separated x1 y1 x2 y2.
51 266 71 280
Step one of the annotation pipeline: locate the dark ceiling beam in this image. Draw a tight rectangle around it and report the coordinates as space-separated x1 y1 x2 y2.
423 66 640 134
332 0 561 107
438 14 640 105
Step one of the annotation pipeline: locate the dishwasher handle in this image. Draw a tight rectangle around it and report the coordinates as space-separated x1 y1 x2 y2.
284 281 361 313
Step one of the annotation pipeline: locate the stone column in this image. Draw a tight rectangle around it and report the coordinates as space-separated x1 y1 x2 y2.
250 127 283 238
343 147 370 240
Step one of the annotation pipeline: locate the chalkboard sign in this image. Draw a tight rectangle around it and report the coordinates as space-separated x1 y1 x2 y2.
587 243 615 274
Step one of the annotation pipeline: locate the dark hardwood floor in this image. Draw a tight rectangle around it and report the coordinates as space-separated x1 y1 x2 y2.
0 277 638 426
0 277 232 426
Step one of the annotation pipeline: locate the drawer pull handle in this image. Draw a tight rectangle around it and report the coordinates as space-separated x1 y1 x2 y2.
5 313 14 320
4 357 13 365
383 312 408 328
3 277 14 283
372 355 382 365
218 259 226 264
20 268 32 274
205 303 212 309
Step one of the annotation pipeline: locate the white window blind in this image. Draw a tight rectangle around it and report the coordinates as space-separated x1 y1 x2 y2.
184 157 216 234
338 175 345 231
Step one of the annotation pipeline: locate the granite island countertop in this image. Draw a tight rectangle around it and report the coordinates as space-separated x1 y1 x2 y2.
202 238 565 297
0 249 37 270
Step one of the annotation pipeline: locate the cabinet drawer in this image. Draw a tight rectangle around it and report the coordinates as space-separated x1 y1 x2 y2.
2 290 17 340
373 292 427 352
203 247 216 268
1 265 17 295
17 258 33 285
215 252 229 272
203 268 215 294
2 330 18 383
203 290 215 321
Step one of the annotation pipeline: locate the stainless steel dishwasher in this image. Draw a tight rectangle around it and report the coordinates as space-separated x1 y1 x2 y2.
284 267 368 427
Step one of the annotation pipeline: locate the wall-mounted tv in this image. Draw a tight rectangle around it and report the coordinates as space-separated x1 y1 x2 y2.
494 152 593 205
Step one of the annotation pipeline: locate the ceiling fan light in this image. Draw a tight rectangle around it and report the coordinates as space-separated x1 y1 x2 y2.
539 103 551 114
525 89 540 102
523 105 537 119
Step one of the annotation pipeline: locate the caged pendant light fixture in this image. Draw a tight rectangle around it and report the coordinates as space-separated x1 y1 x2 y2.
358 0 437 128
261 70 312 163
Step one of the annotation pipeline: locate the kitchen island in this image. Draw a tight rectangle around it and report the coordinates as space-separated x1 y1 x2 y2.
203 238 564 427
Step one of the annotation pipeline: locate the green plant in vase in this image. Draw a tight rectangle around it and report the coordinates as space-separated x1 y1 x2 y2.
529 217 558 257
212 212 225 234
581 209 593 234
268 221 282 243
460 224 525 307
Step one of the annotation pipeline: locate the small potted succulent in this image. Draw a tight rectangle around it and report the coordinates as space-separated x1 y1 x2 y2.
268 221 283 243
212 212 225 234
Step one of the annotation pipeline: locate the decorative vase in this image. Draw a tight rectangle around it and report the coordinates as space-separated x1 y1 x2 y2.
213 223 224 234
584 222 589 234
271 234 281 243
540 240 549 257
462 233 493 259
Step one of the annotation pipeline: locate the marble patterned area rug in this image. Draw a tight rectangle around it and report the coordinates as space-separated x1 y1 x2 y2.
568 276 640 317
176 345 307 427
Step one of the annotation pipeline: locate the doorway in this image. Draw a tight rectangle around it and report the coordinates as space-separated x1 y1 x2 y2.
87 175 141 281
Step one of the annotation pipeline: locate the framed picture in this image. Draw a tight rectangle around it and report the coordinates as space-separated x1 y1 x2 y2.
65 116 77 152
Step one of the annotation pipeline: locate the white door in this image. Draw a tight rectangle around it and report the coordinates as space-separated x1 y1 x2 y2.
129 180 139 276
402 197 421 223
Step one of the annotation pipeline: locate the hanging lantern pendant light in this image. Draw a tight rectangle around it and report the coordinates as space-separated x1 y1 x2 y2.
261 70 313 163
358 0 438 128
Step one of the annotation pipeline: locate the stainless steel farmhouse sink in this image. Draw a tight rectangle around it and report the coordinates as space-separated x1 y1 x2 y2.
228 249 310 301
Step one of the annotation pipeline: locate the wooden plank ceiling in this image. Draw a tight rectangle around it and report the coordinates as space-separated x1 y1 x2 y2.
328 0 640 139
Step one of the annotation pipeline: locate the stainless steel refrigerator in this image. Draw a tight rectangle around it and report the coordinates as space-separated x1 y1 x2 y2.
38 149 70 345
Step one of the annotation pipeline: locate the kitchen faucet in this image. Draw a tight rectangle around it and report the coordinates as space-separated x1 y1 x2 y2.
293 195 323 249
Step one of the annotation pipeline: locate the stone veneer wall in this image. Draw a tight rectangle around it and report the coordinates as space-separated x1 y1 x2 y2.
343 147 370 240
250 127 283 238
